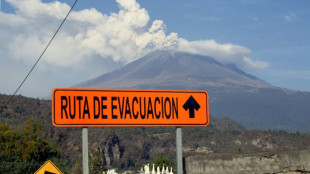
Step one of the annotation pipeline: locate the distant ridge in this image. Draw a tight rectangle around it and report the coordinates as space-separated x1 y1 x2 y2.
75 50 310 132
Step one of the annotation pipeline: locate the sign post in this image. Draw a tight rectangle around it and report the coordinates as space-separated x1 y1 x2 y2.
176 127 183 174
82 127 89 174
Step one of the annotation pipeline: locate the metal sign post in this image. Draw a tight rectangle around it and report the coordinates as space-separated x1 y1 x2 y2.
82 127 89 174
176 127 183 174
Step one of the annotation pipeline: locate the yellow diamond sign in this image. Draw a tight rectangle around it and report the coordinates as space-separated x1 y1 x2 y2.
34 160 63 174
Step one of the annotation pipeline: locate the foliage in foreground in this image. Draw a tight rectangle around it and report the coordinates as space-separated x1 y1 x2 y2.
0 118 68 174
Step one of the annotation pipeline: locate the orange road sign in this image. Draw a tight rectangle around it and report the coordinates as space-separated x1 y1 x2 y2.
34 160 63 174
52 88 209 127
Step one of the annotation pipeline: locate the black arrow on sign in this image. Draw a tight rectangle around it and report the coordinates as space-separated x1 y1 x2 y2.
44 171 56 174
183 95 200 118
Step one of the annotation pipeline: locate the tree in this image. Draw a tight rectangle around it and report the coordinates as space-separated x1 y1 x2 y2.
90 150 106 174
152 156 172 169
236 147 243 153
0 118 62 173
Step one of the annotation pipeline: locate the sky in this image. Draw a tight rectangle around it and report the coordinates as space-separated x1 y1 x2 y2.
0 0 310 98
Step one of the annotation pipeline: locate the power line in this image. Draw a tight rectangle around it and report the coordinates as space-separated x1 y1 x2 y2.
4 0 78 108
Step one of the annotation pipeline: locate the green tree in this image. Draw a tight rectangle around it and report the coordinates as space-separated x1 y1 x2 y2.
90 150 106 174
236 147 243 153
152 156 172 169
0 118 61 173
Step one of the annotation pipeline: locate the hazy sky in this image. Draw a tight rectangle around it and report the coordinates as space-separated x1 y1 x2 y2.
0 0 309 98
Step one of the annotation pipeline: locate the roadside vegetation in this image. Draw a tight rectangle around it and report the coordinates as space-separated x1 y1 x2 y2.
1 94 310 173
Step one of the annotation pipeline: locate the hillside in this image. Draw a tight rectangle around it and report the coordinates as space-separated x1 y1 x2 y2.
1 94 310 171
76 50 270 90
75 50 310 132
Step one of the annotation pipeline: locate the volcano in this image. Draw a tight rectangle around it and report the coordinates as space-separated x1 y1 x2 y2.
75 50 310 132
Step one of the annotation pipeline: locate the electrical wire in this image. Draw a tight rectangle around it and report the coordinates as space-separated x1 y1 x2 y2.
4 0 78 108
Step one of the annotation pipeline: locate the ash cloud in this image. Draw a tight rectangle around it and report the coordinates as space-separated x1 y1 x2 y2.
1 0 268 70
0 0 269 97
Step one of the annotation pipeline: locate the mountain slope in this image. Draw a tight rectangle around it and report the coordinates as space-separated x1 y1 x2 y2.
77 50 270 90
75 50 310 132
